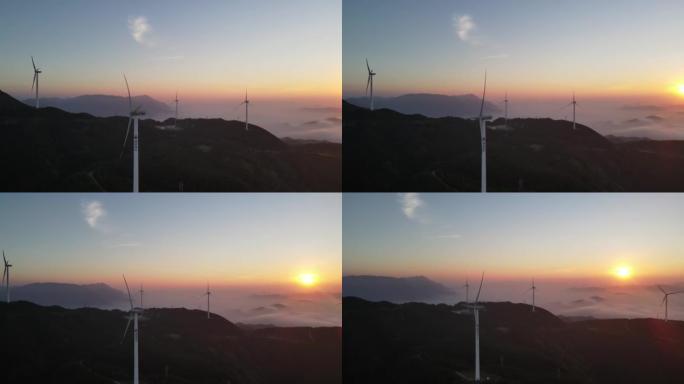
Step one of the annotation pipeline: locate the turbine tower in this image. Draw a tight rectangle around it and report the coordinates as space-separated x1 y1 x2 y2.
205 283 211 319
31 56 42 108
529 279 536 312
571 92 577 130
239 90 250 130
463 279 470 303
174 91 179 129
122 275 142 384
120 74 145 193
365 59 376 111
478 71 490 193
2 251 11 303
504 91 509 128
466 272 485 383
658 285 684 322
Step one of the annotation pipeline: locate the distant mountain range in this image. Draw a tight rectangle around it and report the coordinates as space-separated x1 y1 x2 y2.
343 275 454 303
23 94 172 117
11 282 127 308
344 297 684 384
0 90 340 191
2 301 341 384
343 101 684 191
344 93 501 118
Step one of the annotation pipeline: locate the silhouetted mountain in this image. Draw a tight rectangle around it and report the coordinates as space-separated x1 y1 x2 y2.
344 297 684 384
343 275 454 303
23 94 172 117
11 282 127 308
343 101 684 191
345 94 501 118
0 90 340 191
1 301 341 384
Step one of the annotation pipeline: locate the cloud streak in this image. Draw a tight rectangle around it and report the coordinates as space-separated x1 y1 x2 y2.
128 16 153 46
398 193 424 220
82 201 106 229
455 15 476 44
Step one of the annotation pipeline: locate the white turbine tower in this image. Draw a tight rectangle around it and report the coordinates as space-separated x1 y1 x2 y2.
365 59 376 111
658 285 684 322
120 74 145 193
529 279 537 312
31 56 42 108
463 279 470 303
121 275 142 384
2 251 12 303
239 90 250 130
173 91 179 129
466 272 485 383
478 71 491 193
205 283 211 319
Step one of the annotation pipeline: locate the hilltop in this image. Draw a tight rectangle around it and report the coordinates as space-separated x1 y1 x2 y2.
343 101 684 191
343 297 684 383
0 90 340 191
343 275 454 303
345 93 501 118
23 94 173 118
1 301 341 384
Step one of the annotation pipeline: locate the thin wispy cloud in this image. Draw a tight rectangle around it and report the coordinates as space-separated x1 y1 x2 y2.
455 14 477 44
82 201 106 229
427 233 462 240
483 53 509 60
128 16 153 46
398 193 424 220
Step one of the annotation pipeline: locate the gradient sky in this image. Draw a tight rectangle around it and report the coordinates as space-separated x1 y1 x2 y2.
0 193 341 291
343 0 684 101
343 193 684 283
1 0 340 100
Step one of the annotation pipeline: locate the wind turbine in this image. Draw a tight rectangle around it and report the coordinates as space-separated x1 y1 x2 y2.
571 92 577 130
365 58 376 111
478 71 491 193
463 279 470 303
466 272 485 383
658 285 684 322
2 251 11 303
139 284 144 309
205 283 211 319
119 74 145 193
529 279 537 312
121 275 142 384
504 91 509 128
31 56 42 108
239 90 250 130
173 91 179 129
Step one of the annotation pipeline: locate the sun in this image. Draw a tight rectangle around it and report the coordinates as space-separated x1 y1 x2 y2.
296 272 319 287
613 265 633 280
677 84 684 96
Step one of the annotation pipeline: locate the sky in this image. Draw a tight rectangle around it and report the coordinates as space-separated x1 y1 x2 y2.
0 0 341 141
0 193 341 326
343 193 684 320
343 0 684 139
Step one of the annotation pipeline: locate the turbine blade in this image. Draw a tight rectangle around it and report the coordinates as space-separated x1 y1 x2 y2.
32 56 36 71
661 296 667 305
658 285 667 295
121 317 132 343
479 70 487 119
123 274 134 309
119 117 133 159
475 272 484 303
366 58 371 73
3 250 6 265
31 73 37 93
366 76 371 96
123 73 132 113
2 265 5 285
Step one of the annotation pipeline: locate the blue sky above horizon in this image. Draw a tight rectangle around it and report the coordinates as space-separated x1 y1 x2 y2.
343 0 684 100
0 193 341 290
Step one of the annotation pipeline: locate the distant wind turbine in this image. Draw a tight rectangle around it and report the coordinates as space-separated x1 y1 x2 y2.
205 283 211 319
2 251 11 303
571 92 577 130
528 279 537 312
119 74 145 193
173 91 179 129
658 285 684 322
139 284 144 309
121 275 142 384
239 90 250 130
463 279 470 303
365 59 376 111
478 71 491 193
466 272 485 383
31 56 42 108
504 91 509 128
